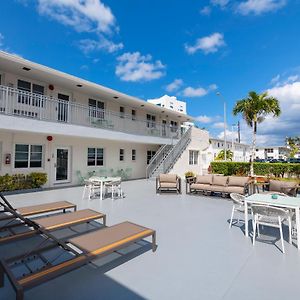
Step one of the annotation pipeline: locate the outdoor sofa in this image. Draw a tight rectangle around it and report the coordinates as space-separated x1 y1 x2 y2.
156 174 181 194
186 174 252 196
263 179 299 197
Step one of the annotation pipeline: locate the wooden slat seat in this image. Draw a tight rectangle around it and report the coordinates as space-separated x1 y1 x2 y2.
34 209 106 230
69 221 155 255
17 201 76 216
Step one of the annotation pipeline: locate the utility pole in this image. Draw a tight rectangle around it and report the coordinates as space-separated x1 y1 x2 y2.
237 121 241 143
216 92 227 161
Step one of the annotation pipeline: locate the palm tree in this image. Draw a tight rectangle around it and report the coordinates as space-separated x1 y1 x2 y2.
233 91 281 176
215 149 233 161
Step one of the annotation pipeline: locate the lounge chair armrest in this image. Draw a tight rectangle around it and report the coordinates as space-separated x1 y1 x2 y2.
186 177 196 184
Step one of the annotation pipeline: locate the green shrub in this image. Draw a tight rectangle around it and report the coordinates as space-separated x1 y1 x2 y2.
0 172 47 192
210 162 300 178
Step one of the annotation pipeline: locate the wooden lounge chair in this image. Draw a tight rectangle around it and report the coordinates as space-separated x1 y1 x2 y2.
0 219 156 300
0 192 76 221
0 193 106 244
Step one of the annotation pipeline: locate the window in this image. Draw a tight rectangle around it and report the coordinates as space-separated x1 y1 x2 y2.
89 99 105 119
87 148 104 166
132 149 136 161
217 143 220 148
170 121 178 132
265 148 274 153
120 106 125 118
132 110 136 120
17 80 44 107
147 150 156 164
146 114 156 128
15 144 43 168
189 150 199 165
119 149 124 161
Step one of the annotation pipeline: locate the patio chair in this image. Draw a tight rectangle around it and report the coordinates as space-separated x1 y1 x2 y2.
264 180 299 197
251 204 292 254
0 219 156 300
156 174 181 194
0 193 106 244
229 193 252 228
105 177 124 200
76 170 85 185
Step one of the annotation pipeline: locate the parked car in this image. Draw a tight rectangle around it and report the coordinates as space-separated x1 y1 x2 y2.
269 159 287 163
288 158 300 163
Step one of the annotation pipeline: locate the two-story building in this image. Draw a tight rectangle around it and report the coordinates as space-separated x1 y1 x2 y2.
0 51 193 187
255 146 290 160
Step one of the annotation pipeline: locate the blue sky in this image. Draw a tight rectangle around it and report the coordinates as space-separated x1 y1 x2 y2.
1 0 300 145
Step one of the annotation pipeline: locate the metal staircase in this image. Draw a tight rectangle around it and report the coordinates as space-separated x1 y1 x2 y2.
146 127 192 178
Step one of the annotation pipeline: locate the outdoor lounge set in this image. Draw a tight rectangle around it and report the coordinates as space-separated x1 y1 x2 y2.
0 193 157 300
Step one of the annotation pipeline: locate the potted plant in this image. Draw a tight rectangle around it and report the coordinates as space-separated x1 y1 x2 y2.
185 171 195 179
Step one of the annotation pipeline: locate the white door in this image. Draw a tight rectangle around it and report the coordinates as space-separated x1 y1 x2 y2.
54 147 71 183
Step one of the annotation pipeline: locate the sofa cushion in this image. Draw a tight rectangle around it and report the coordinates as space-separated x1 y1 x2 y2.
159 174 177 183
190 183 211 191
196 175 213 185
213 176 228 186
228 176 249 187
269 180 297 193
160 182 177 189
209 185 225 193
224 186 245 194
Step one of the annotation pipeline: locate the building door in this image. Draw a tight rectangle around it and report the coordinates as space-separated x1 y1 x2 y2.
54 147 71 183
57 93 69 122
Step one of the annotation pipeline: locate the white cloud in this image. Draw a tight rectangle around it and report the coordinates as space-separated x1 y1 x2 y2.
166 79 183 92
37 0 116 34
237 0 286 15
214 122 226 129
78 37 123 54
182 83 218 98
271 74 280 85
211 0 230 7
195 115 214 123
185 33 225 55
115 52 166 82
200 6 212 15
183 86 208 97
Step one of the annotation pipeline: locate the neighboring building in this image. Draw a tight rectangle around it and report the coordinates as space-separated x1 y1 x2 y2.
255 146 291 160
147 95 187 114
202 138 251 171
0 51 195 187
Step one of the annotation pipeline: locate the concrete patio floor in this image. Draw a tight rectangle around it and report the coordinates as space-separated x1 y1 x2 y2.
1 179 300 300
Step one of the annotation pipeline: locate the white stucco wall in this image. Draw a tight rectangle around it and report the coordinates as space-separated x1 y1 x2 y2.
0 130 159 187
169 127 210 177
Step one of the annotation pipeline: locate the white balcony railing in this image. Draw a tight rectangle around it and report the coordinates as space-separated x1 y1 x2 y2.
0 85 181 139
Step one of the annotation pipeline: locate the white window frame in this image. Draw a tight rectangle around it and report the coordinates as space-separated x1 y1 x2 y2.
189 150 199 165
14 144 44 169
119 148 125 161
87 147 104 166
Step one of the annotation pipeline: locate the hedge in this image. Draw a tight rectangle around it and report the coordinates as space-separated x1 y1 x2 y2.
0 172 47 192
210 162 300 178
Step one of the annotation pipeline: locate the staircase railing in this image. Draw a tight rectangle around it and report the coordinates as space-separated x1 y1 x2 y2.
146 144 172 178
161 126 192 173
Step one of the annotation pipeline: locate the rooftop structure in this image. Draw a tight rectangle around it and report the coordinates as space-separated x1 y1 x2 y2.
147 95 187 115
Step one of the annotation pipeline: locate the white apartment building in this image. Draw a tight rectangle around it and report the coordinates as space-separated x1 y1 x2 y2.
255 146 290 160
201 138 251 170
0 51 194 187
147 95 187 114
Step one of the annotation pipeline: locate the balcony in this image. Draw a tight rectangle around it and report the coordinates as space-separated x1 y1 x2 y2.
0 85 181 139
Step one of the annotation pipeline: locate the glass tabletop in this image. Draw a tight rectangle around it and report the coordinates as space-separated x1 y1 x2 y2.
246 193 300 208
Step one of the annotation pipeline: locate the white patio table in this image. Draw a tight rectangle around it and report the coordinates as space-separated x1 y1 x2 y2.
245 194 300 250
85 176 117 201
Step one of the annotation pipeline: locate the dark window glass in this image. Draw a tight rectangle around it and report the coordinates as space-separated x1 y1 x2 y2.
132 149 136 161
120 149 124 161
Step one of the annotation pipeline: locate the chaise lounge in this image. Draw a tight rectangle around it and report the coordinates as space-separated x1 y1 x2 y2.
186 174 252 197
0 195 157 300
0 193 106 244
